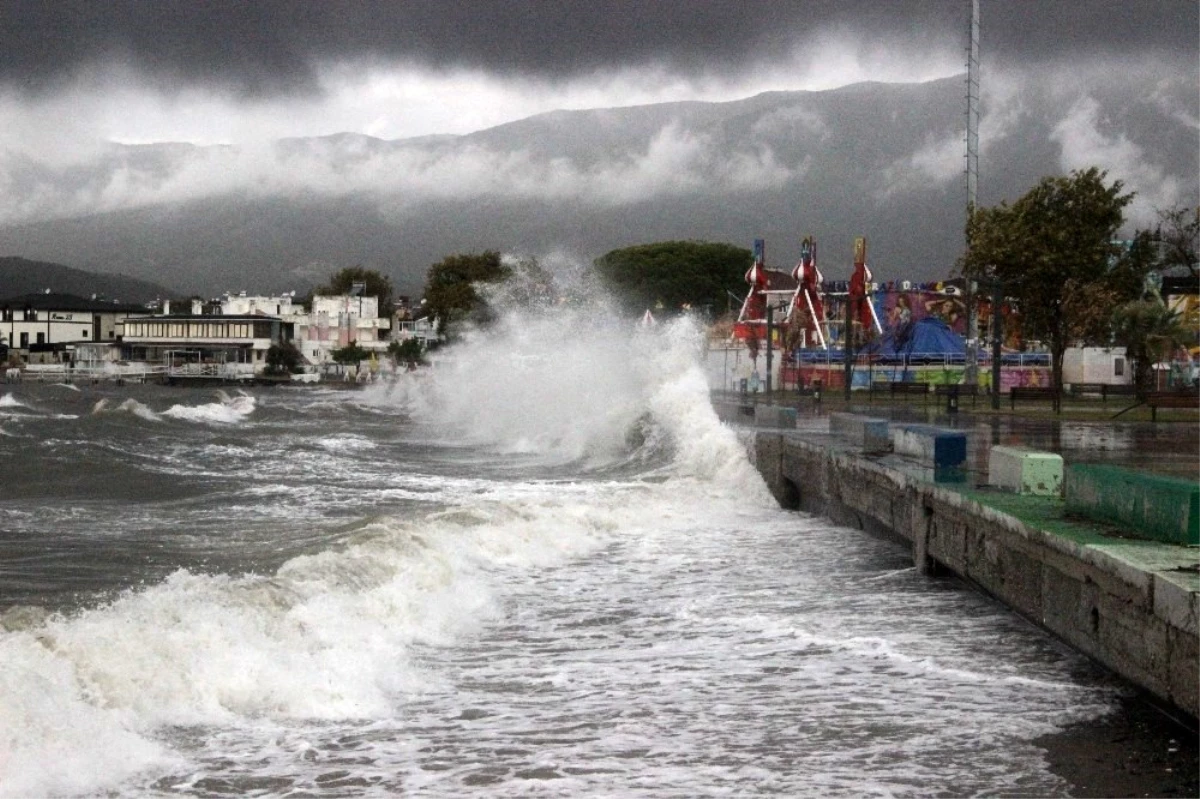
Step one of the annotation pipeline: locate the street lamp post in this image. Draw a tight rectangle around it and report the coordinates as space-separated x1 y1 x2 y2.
765 303 776 395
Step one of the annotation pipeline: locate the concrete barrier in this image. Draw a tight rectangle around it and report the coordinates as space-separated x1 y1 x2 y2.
1065 464 1199 546
754 404 797 428
989 445 1063 496
829 412 890 453
712 401 755 424
892 424 967 481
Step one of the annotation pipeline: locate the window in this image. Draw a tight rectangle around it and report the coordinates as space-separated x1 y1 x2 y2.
19 333 28 347
1114 357 1125 377
82 328 89 338
36 333 45 345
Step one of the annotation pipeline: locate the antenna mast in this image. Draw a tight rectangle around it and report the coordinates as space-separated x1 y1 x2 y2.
966 0 980 214
964 0 981 385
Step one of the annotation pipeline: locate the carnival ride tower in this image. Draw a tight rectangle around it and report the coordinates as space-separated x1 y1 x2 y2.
788 236 829 349
737 238 769 327
848 236 884 343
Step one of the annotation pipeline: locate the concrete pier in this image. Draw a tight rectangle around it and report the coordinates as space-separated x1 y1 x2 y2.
748 426 1199 721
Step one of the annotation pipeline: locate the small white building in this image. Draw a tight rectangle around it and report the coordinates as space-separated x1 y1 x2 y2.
217 292 301 319
1063 346 1131 386
295 294 391 364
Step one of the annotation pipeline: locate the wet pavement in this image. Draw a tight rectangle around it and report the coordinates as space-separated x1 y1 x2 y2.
722 391 1200 480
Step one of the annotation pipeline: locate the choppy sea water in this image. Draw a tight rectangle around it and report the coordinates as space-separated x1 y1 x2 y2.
0 315 1122 797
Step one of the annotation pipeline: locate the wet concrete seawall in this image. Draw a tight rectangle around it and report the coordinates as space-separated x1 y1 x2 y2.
742 424 1199 722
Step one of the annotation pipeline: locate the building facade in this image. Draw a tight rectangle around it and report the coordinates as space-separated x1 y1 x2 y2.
0 293 146 362
121 314 293 374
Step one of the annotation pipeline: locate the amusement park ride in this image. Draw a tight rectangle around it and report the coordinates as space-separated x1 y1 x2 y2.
733 236 883 352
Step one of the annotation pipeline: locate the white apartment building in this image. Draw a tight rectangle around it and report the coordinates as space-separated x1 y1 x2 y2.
296 294 391 364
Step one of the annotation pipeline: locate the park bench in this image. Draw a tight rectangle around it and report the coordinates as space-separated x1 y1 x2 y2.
1146 390 1200 422
934 383 981 405
1072 383 1137 401
1010 386 1058 410
889 381 929 399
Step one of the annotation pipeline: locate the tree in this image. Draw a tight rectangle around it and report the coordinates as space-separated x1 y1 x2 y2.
264 340 304 375
331 341 369 364
422 251 512 336
1111 300 1189 399
962 168 1135 404
592 241 752 317
388 338 425 366
1155 206 1199 277
314 266 393 310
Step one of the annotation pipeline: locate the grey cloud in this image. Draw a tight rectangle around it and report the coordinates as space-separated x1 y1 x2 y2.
1 0 1194 98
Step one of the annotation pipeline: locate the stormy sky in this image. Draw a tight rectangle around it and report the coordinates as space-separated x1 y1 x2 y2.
2 0 1195 150
0 0 1196 276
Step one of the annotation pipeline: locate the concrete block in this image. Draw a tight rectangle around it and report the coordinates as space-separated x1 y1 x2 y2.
989 445 1064 496
829 412 891 453
1167 624 1199 713
893 424 967 481
754 404 797 428
1065 464 1200 546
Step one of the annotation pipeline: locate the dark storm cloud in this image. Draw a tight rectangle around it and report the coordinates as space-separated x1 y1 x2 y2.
1 0 1195 97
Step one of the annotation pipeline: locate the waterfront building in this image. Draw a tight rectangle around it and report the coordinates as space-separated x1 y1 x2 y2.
0 292 146 364
121 313 294 376
295 294 391 364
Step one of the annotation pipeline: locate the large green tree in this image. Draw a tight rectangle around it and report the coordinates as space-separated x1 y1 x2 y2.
422 251 512 335
592 241 752 316
962 168 1136 403
313 266 393 310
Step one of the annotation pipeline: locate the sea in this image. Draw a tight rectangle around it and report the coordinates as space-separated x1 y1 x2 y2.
0 311 1131 797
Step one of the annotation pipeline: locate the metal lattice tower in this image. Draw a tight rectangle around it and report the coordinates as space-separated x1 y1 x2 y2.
963 0 981 384
965 0 980 216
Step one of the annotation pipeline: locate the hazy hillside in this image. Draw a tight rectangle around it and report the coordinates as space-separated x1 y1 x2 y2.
0 257 178 303
0 73 1195 298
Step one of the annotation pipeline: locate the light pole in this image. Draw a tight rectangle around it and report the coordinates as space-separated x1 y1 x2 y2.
764 301 788 395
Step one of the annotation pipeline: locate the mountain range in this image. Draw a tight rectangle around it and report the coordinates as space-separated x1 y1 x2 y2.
0 256 176 304
1 72 1195 298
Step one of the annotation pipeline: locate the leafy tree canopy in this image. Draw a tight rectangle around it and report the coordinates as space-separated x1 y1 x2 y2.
1154 205 1199 277
314 266 393 310
1111 300 1189 398
961 167 1135 398
388 338 425 365
330 341 370 364
591 240 752 317
422 251 512 335
265 340 305 375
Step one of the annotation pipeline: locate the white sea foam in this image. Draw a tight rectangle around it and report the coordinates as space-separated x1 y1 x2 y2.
162 392 256 425
89 397 162 422
315 434 377 452
0 473 646 798
398 300 768 502
0 394 25 409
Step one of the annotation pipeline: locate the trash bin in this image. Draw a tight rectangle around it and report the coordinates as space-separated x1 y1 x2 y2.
945 384 960 413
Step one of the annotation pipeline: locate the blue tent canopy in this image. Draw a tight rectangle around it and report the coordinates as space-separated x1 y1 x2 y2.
862 316 965 363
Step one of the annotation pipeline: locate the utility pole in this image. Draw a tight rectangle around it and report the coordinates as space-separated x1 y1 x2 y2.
964 0 981 387
991 279 1003 410
843 294 853 401
765 303 775 395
